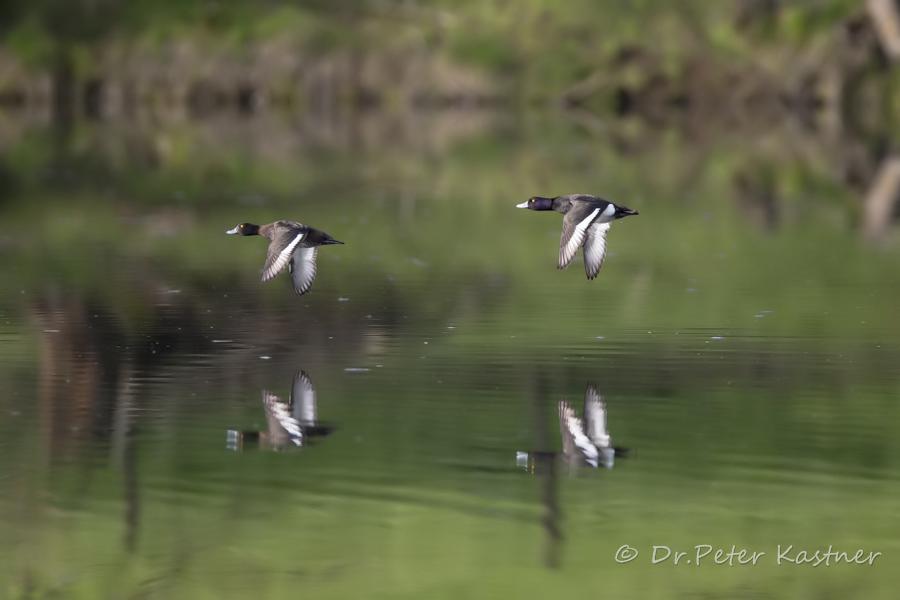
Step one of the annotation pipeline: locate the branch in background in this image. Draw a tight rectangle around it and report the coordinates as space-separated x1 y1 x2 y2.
863 156 900 241
867 0 900 60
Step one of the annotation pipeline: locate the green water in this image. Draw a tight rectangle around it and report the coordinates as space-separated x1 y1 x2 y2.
1 110 899 599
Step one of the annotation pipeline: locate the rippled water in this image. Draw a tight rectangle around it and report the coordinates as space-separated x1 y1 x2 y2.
1 110 899 598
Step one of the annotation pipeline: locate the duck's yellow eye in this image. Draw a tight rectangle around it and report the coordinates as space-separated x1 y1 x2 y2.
530 198 535 203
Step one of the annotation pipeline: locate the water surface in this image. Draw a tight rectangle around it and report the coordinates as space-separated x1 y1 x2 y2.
1 110 899 599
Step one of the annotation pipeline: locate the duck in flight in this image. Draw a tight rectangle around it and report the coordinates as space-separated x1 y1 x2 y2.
516 194 638 279
226 220 343 295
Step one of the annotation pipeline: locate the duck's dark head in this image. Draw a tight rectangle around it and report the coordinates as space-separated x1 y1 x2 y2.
516 197 553 211
614 205 639 219
226 223 260 236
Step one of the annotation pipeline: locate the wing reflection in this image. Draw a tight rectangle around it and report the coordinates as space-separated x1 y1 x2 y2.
559 383 626 469
518 382 629 473
227 370 335 451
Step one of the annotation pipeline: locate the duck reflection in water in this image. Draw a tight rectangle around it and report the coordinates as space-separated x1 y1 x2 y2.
517 383 628 472
227 370 335 451
559 383 628 469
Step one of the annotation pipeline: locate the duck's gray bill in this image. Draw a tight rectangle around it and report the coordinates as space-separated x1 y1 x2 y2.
226 227 239 234
515 201 530 208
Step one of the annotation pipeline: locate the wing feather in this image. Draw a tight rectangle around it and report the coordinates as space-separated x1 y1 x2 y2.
263 232 306 282
583 384 610 448
559 208 600 270
263 391 303 447
558 399 599 467
291 370 317 425
582 222 611 279
289 247 318 295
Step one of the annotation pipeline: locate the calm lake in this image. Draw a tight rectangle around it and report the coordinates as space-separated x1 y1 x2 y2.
1 109 899 599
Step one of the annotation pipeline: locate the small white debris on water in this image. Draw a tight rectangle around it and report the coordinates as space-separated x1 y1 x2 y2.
712 336 724 340
212 340 232 343
168 290 181 294
44 330 60 333
596 336 605 339
345 368 370 372
338 297 349 301
260 356 271 360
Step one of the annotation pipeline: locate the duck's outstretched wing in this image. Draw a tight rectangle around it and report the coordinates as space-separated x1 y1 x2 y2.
583 383 610 448
582 223 611 280
263 390 303 447
558 399 599 467
290 370 317 425
263 231 306 282
289 247 318 295
559 207 601 270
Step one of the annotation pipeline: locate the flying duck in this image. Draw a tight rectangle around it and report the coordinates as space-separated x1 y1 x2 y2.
226 220 343 295
516 194 638 279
